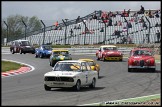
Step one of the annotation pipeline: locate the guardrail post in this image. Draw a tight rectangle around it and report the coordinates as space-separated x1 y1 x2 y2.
101 18 107 45
3 21 8 45
40 20 46 45
145 16 151 43
62 19 68 45
22 19 27 40
81 18 87 45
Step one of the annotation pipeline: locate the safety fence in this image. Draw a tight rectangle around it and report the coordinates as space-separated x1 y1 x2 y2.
2 10 161 45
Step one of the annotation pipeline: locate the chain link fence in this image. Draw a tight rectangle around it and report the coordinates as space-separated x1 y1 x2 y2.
2 10 161 46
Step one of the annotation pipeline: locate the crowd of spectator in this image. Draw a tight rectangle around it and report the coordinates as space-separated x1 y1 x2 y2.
51 5 160 44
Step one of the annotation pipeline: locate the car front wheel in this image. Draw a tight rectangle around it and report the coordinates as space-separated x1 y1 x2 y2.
89 78 96 88
128 68 132 72
40 53 43 58
11 49 15 54
44 84 51 91
74 80 81 91
19 49 23 54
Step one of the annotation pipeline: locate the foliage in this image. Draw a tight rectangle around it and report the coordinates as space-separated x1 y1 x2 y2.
2 15 42 43
1 61 25 72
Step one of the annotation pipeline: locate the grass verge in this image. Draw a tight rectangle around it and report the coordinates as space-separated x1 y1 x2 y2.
1 61 25 72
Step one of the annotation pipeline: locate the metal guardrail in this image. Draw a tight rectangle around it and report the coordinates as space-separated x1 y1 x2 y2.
2 47 131 55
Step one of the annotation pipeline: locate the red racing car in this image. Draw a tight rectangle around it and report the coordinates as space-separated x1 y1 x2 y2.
128 48 156 72
96 45 123 61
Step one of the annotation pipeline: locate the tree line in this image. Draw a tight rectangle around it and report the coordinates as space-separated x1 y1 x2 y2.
2 14 42 44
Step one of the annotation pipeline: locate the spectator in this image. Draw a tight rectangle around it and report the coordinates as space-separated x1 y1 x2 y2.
76 16 80 24
137 5 145 14
114 21 118 26
139 16 144 23
93 14 97 19
122 9 126 17
78 23 81 29
118 21 122 26
155 22 159 27
128 36 132 44
108 18 112 26
74 25 77 29
113 30 121 38
155 12 160 18
144 11 149 16
58 26 62 30
70 29 74 37
148 10 153 18
156 30 160 43
55 21 58 27
127 22 132 28
127 9 131 16
142 21 148 29
100 27 104 32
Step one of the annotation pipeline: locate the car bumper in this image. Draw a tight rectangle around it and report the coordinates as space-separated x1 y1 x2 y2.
23 50 35 53
105 57 122 60
128 66 156 69
44 81 76 88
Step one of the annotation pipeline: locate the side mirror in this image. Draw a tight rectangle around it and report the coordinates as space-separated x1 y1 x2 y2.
52 67 55 71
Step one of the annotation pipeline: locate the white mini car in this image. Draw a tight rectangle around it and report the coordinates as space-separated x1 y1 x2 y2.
44 60 98 91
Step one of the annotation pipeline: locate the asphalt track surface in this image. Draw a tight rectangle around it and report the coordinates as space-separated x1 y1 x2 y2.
1 54 161 106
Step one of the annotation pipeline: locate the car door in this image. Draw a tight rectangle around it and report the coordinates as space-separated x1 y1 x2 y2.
15 41 19 53
85 62 94 84
80 62 89 85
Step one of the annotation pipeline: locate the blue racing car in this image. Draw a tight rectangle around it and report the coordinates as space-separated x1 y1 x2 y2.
35 45 52 58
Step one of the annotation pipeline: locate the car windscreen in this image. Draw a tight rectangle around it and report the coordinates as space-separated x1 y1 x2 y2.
21 41 30 46
53 51 69 56
44 46 52 50
53 62 81 72
60 51 69 55
103 47 117 51
133 50 152 56
87 61 95 66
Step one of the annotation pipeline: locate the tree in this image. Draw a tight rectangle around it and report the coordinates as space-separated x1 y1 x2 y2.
2 14 42 43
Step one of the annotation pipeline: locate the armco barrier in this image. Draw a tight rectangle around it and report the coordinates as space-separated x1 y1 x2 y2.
2 47 132 55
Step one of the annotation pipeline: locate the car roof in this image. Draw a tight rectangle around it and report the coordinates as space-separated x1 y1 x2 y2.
58 60 86 63
79 59 94 62
100 45 116 48
52 50 69 52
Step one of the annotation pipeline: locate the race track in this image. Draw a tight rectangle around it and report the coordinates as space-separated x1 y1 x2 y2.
1 54 161 106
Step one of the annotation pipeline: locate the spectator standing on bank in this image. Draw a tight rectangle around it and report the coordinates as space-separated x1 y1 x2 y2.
70 29 74 37
138 5 145 14
156 30 160 43
100 27 104 32
76 16 80 24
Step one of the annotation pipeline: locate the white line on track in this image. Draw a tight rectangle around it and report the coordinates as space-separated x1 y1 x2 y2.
79 94 160 106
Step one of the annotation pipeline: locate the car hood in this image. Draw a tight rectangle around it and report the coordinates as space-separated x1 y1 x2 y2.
44 50 52 53
44 71 81 77
130 55 154 61
104 50 122 55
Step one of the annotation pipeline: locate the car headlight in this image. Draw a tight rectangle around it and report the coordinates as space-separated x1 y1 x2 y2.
133 60 138 64
146 60 150 64
68 78 74 82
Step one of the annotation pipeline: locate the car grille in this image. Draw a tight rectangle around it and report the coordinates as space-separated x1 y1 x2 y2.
140 60 144 67
45 76 74 82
